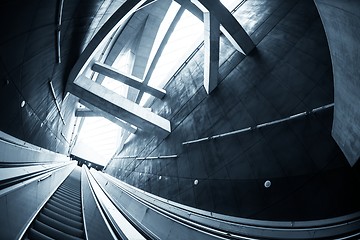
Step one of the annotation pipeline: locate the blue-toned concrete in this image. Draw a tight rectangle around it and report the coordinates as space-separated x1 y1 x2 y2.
315 0 360 166
105 0 360 221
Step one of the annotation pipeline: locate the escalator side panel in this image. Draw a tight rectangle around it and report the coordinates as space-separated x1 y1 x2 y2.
81 167 115 240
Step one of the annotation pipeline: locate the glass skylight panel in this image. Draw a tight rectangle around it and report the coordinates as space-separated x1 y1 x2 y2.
220 0 240 11
147 10 203 89
101 76 129 97
146 2 181 74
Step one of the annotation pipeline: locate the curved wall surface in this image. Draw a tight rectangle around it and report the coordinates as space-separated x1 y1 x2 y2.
315 0 360 166
0 0 125 154
105 0 360 221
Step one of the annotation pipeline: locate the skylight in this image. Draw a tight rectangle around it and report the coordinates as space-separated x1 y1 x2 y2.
139 8 204 106
76 117 121 165
72 0 249 166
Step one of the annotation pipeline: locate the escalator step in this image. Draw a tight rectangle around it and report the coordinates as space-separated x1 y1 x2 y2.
24 168 85 240
38 213 84 238
51 197 81 212
28 228 53 240
42 206 83 229
56 189 81 200
57 188 78 196
59 186 78 194
33 220 83 240
45 204 82 222
48 197 81 213
47 199 82 217
52 193 81 207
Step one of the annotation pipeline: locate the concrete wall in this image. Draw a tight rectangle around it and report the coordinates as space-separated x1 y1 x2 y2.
0 0 126 154
314 0 360 166
105 0 360 221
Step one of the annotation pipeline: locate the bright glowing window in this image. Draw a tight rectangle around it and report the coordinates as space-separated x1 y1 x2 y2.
76 117 121 165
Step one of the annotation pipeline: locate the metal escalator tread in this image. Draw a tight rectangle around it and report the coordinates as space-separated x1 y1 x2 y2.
52 194 81 208
24 167 85 240
49 196 81 212
28 228 54 240
47 199 82 216
33 220 83 240
38 213 84 237
45 204 82 222
42 208 83 229
54 190 81 202
47 202 82 221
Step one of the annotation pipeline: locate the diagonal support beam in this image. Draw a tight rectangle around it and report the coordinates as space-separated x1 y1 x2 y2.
92 62 166 99
177 0 255 55
135 7 186 103
75 109 99 117
68 75 171 137
76 100 138 134
204 11 220 94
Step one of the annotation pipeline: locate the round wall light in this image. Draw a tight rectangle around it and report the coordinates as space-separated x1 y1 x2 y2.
264 180 271 188
21 100 26 108
194 179 199 185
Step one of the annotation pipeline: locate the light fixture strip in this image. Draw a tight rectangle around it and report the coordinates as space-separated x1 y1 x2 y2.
49 80 66 125
114 155 178 160
182 103 335 145
56 0 64 63
136 155 178 160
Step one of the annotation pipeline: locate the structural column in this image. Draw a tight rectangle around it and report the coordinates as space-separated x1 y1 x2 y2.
204 11 220 94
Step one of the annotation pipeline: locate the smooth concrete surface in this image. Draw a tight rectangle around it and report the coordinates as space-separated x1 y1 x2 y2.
92 62 166 99
69 75 171 135
204 12 220 94
105 0 360 221
0 0 125 154
0 131 69 164
196 0 255 55
314 0 360 166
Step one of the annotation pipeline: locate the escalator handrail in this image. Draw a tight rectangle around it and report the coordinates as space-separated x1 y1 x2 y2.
81 166 119 240
86 168 150 240
0 161 75 197
98 172 360 239
16 162 77 240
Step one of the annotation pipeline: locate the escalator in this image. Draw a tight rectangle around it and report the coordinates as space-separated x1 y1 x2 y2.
23 167 85 240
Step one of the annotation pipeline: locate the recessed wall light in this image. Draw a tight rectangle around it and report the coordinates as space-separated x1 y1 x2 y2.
264 180 271 188
194 179 199 185
158 176 162 180
21 100 26 108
